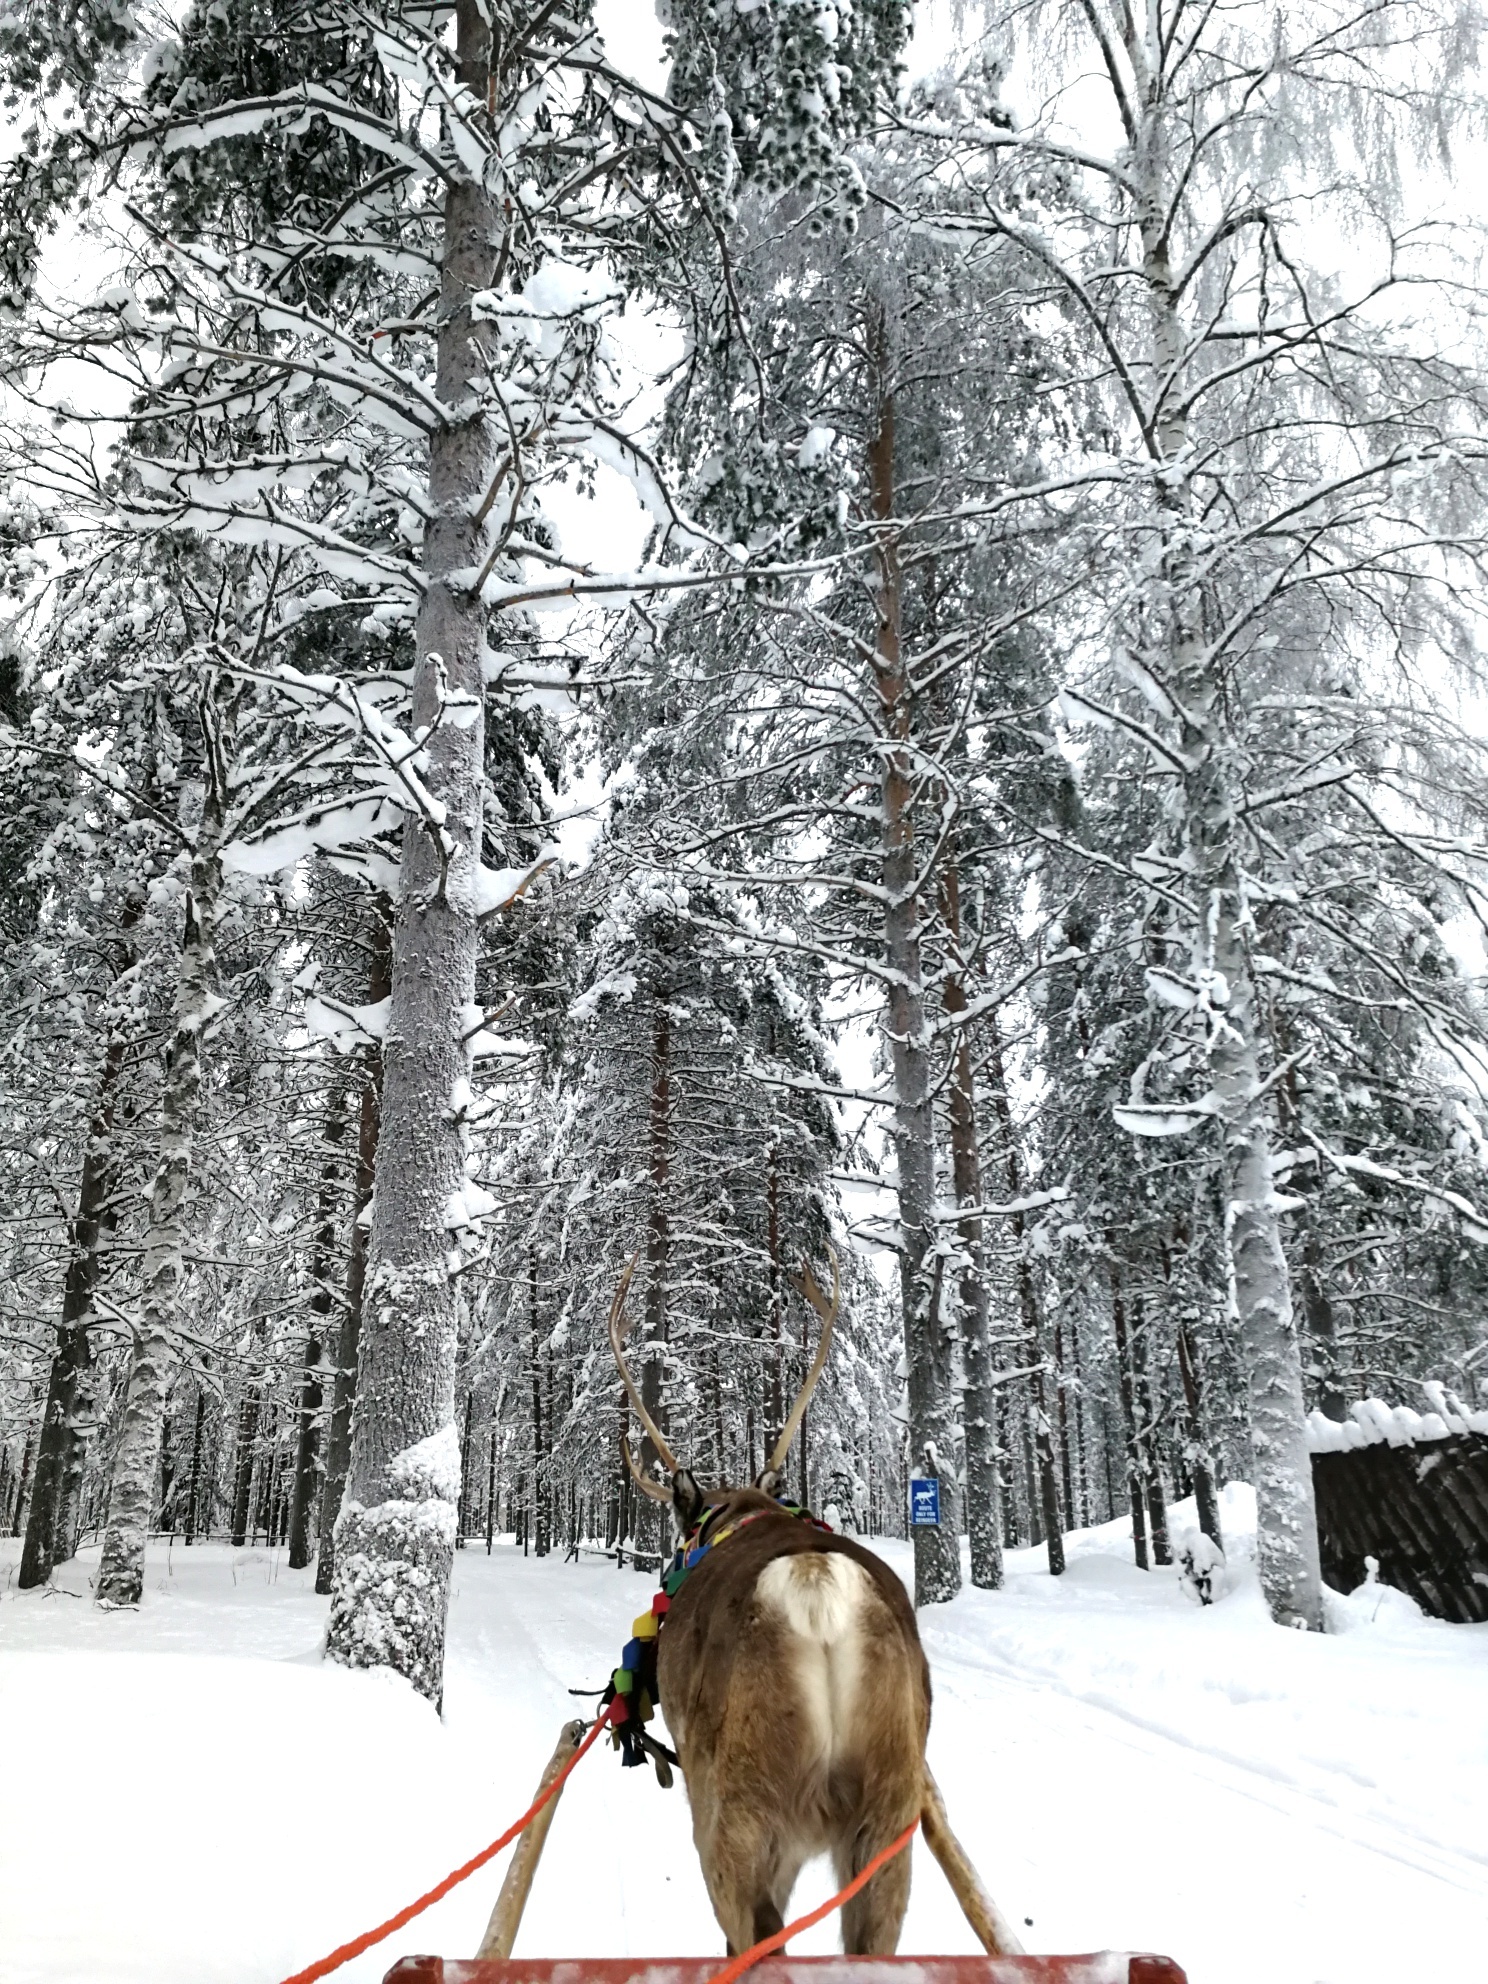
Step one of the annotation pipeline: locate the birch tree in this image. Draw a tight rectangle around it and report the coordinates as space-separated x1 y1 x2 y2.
907 0 1488 1624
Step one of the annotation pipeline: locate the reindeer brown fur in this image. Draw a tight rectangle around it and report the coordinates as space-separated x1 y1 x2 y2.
610 1255 933 1957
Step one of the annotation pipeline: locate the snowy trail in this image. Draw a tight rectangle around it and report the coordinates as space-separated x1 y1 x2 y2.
928 1580 1488 1893
3 1493 1485 1984
938 1627 1485 1895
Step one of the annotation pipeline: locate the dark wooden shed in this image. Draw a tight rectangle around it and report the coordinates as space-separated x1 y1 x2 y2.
1310 1401 1488 1624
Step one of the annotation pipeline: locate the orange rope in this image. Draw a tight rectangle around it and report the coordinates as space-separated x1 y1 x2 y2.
700 1817 921 1984
278 1705 916 1984
278 1706 615 1984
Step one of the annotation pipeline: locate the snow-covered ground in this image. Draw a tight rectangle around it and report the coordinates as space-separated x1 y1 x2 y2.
2 1489 1484 1984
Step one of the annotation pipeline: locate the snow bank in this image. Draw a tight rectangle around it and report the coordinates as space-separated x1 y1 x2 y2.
1323 1563 1433 1637
3 1491 1486 1984
906 1487 1486 1984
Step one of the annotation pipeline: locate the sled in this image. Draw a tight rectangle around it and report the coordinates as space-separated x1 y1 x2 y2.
385 1958 1188 1984
375 1724 1190 1984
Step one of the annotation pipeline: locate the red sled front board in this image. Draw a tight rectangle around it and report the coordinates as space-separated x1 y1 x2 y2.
385 1957 1188 1984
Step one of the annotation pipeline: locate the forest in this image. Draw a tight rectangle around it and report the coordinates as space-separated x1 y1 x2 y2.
3 0 1488 1720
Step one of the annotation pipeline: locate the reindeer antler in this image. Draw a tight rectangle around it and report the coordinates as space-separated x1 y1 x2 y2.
608 1252 681 1476
767 1245 840 1476
620 1430 673 1504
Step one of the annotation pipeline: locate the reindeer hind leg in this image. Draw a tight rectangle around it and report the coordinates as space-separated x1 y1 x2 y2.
703 1818 801 1957
760 1836 814 1947
835 1822 914 1957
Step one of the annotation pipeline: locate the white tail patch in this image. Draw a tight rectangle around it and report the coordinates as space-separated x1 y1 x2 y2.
756 1554 868 1767
757 1551 865 1641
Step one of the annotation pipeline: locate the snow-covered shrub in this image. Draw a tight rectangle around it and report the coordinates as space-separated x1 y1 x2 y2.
1176 1529 1227 1606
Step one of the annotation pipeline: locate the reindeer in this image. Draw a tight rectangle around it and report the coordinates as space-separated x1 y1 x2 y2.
610 1251 951 1959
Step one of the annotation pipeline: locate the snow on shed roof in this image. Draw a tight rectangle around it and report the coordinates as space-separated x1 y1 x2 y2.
1307 1382 1488 1453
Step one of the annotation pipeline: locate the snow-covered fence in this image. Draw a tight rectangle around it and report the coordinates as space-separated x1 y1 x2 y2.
1307 1389 1488 1623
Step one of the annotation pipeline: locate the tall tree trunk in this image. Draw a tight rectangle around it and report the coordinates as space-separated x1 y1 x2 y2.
709 1342 727 1485
611 1381 628 1557
1298 1228 1348 1423
1177 702 1321 1618
938 857 1003 1589
323 0 496 1700
231 1375 260 1547
765 1139 784 1447
635 995 672 1562
986 1014 1063 1574
316 900 391 1595
1097 1392 1116 1522
1077 1344 1093 1527
487 1414 499 1553
10 1427 35 1537
20 1015 131 1587
184 1384 205 1544
258 1407 280 1546
1053 1315 1075 1522
456 1389 474 1549
868 324 960 1607
993 1387 1015 1546
1176 1318 1223 1549
1065 1304 1092 1527
1030 1375 1066 1575
1109 1261 1150 1569
1129 1295 1171 1566
530 1249 549 1559
160 1416 178 1535
1019 1403 1040 1546
288 1085 347 1569
97 716 225 1609
1180 740 1320 1623
1139 152 1322 1632
286 1357 321 1560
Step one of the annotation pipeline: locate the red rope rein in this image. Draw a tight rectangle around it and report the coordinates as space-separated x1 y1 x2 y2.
277 1706 616 1984
277 1704 917 1984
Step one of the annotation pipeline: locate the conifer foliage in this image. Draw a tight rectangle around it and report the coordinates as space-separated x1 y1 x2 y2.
3 0 1488 1705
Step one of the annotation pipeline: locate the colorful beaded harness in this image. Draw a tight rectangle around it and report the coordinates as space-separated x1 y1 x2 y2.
603 1497 833 1773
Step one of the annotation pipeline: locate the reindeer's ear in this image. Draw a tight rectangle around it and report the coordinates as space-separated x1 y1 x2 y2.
671 1468 706 1531
753 1465 783 1498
